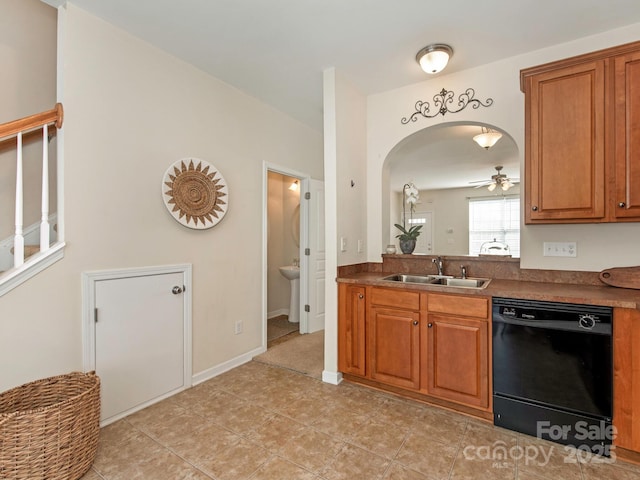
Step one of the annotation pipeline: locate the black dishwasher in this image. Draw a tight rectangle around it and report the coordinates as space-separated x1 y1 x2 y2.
492 297 613 455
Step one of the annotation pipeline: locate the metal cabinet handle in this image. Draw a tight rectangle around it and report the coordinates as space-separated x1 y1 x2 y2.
413 320 419 326
619 202 626 208
532 206 538 211
358 294 364 299
172 286 183 295
428 323 433 328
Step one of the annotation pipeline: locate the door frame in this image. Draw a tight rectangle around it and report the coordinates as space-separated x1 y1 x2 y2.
263 163 311 347
81 264 192 383
411 209 434 254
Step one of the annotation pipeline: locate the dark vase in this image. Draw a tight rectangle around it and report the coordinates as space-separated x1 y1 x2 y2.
399 238 416 254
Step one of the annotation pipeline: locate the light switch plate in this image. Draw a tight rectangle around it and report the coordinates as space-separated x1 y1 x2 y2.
543 242 577 257
340 237 347 252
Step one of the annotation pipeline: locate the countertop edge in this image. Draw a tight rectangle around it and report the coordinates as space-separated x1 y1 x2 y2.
337 274 640 310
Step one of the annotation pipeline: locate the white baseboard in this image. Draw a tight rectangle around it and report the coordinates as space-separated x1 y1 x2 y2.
322 370 343 385
191 346 265 385
267 308 289 319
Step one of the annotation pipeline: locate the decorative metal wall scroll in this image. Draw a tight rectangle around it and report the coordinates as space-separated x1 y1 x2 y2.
162 158 228 229
401 88 494 124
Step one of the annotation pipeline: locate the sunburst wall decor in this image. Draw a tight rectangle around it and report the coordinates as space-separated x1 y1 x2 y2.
162 158 228 229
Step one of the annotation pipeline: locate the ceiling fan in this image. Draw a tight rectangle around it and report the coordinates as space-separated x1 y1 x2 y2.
470 166 519 192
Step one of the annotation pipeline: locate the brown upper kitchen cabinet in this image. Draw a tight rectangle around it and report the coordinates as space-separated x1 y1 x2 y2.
521 40 640 224
613 49 640 219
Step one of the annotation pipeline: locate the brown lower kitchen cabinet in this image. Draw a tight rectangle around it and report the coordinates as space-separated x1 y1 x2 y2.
423 314 489 409
369 287 421 390
369 306 421 390
337 283 492 419
337 283 366 376
613 307 640 461
422 293 490 409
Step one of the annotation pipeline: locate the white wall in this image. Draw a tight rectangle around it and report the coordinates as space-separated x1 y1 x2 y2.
367 22 640 271
0 3 323 392
0 0 57 240
267 172 300 317
335 72 368 267
0 0 57 123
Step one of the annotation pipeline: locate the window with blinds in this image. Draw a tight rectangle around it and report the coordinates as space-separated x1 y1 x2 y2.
469 196 520 257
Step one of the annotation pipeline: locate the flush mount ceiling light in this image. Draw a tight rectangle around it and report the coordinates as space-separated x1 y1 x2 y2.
473 127 503 150
416 44 453 74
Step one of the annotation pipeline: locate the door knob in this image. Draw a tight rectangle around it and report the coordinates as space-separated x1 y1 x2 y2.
172 286 183 295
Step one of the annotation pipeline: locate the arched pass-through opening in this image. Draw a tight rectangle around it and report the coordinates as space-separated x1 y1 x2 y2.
382 121 520 257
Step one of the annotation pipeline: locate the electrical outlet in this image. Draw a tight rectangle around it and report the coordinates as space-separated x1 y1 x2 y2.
234 320 243 334
543 242 577 257
340 236 347 252
357 239 363 253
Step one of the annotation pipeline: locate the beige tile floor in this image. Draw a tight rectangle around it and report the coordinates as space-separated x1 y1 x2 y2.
82 361 640 480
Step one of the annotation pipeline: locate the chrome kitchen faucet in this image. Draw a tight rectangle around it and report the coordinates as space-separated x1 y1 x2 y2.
432 257 444 276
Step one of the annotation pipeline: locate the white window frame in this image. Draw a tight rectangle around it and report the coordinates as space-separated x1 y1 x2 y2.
468 196 520 257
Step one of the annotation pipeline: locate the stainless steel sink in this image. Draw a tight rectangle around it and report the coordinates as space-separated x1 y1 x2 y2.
428 277 491 289
382 274 491 289
381 274 436 284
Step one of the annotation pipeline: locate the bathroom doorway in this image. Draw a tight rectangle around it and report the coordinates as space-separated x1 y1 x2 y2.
260 165 325 378
266 170 302 345
263 166 326 336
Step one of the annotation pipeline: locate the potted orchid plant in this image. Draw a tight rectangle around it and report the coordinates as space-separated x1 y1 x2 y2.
395 182 421 254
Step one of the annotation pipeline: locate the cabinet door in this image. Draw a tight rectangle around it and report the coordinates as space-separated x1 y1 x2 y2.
614 51 640 219
370 307 420 390
425 314 489 409
525 60 606 222
338 284 366 376
613 308 640 453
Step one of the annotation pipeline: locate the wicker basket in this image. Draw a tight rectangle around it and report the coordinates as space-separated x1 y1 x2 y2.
0 371 100 480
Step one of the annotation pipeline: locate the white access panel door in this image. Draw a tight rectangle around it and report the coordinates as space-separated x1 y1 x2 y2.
306 179 325 333
95 272 185 423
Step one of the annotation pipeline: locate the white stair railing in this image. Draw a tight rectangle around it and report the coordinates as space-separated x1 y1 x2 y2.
14 132 24 267
0 104 64 294
40 124 50 253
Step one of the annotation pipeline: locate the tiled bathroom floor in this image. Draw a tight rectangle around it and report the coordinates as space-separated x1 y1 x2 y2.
82 361 640 480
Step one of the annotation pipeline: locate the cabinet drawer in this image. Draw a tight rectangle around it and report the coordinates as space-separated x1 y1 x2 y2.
371 287 420 310
427 293 489 319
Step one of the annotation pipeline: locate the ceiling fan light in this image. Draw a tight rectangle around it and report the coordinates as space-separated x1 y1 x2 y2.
487 182 497 192
416 44 453 74
473 129 503 150
501 181 511 191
